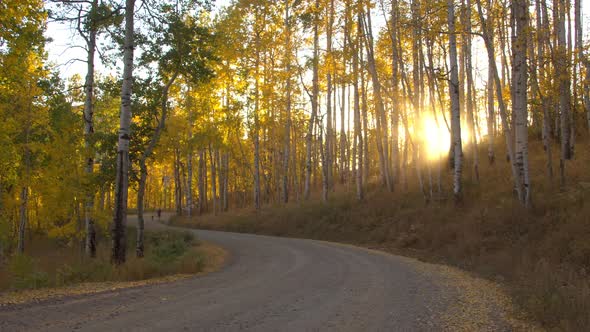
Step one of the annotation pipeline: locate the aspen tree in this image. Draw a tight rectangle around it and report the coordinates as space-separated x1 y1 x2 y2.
361 0 392 191
83 0 98 258
533 0 553 179
198 149 205 214
476 0 525 203
353 2 364 200
282 0 292 204
448 0 463 202
462 0 479 182
555 0 572 186
326 0 334 194
253 7 262 209
187 93 194 217
111 0 135 264
512 0 531 206
304 0 320 200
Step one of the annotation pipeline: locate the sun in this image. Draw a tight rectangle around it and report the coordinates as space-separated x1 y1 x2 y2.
422 115 450 161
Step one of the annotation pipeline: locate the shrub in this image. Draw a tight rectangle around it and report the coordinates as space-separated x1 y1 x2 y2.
149 240 187 263
8 254 49 290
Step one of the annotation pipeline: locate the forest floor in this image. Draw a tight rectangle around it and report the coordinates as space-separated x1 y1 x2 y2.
0 214 228 306
172 138 590 331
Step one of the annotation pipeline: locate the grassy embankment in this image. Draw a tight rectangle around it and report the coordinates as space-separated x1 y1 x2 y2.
172 139 590 331
0 227 226 304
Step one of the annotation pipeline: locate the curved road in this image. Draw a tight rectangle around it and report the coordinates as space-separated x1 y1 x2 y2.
0 216 515 331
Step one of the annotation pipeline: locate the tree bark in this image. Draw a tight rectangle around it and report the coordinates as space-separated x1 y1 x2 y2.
534 0 553 179
187 152 193 216
253 11 262 209
353 10 363 200
448 0 463 202
388 0 400 185
210 146 218 215
198 149 205 215
187 94 194 217
361 3 392 192
341 4 349 185
487 65 495 164
304 0 320 201
320 117 328 202
83 0 98 258
111 0 135 265
325 0 334 196
555 0 572 186
282 0 291 204
512 0 531 206
174 149 182 216
222 153 229 211
463 0 479 182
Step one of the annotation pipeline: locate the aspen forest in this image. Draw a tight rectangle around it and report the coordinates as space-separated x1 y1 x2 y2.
1 0 590 329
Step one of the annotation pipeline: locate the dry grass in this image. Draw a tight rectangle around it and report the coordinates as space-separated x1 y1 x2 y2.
172 138 590 331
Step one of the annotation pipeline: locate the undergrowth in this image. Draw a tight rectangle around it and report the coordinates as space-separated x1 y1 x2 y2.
0 228 205 291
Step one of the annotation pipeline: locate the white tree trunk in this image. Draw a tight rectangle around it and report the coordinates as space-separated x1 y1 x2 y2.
187 94 194 217
448 0 463 202
476 0 524 203
83 0 98 258
555 0 572 186
362 5 392 192
325 0 334 195
512 0 531 206
304 0 320 201
487 65 495 164
111 0 134 264
353 14 363 201
282 0 291 204
174 149 182 216
463 0 479 182
210 147 218 215
253 25 261 209
198 150 205 214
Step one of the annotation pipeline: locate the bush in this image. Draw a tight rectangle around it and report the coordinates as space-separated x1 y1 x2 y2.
8 254 49 290
145 230 195 265
149 239 188 264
